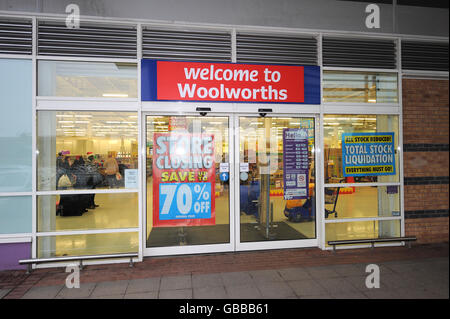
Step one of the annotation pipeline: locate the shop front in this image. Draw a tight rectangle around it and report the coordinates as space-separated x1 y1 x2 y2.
141 60 320 256
3 13 445 270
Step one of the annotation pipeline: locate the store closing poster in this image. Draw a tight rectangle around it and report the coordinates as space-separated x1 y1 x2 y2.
153 133 215 227
283 128 309 200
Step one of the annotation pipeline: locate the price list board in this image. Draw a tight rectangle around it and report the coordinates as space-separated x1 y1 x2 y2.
283 128 309 200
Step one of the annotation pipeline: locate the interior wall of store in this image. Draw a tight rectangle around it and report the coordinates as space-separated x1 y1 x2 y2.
1 0 448 37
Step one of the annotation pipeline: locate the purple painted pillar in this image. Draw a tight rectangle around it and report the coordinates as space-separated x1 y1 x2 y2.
0 242 31 270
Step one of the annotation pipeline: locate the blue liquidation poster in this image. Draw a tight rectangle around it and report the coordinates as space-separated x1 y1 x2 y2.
342 132 396 177
283 128 309 200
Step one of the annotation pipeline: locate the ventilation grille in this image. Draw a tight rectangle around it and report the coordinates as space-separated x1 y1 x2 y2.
142 28 231 62
236 33 317 65
401 41 448 72
323 37 397 69
38 21 137 58
0 18 32 55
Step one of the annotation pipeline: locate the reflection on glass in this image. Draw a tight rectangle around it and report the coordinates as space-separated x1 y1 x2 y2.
239 117 316 242
37 232 139 258
323 71 398 103
0 59 32 192
146 116 230 247
37 111 138 191
324 186 400 220
38 193 138 232
323 115 399 184
325 220 401 246
38 61 137 98
0 196 32 234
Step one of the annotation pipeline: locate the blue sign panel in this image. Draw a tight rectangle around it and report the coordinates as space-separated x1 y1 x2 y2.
342 132 396 177
219 172 229 182
283 128 309 200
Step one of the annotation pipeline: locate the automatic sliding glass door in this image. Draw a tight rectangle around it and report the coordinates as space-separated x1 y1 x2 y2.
237 116 317 246
144 115 232 254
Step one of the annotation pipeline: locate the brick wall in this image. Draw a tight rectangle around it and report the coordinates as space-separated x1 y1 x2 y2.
402 78 449 244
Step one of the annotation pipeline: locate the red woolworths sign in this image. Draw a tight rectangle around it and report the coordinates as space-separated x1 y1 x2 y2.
155 61 305 103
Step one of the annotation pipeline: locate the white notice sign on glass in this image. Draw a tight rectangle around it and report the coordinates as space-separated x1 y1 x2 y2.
125 169 138 188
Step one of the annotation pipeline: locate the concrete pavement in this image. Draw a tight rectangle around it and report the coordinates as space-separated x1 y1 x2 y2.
7 257 449 299
1 243 448 299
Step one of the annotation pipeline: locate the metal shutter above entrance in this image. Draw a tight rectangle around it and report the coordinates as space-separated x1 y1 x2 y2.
323 37 397 69
236 33 317 65
0 18 32 55
401 41 448 72
37 21 137 59
142 28 232 62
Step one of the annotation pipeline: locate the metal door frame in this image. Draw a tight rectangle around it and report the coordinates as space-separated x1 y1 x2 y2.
142 109 236 257
234 112 320 252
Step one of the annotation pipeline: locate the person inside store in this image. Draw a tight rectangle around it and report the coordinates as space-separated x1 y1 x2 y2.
57 156 87 216
86 153 102 209
105 152 120 188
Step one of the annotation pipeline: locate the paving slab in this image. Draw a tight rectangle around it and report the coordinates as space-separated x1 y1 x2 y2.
126 277 160 294
220 271 254 286
362 287 405 299
256 281 296 299
329 263 367 277
55 282 96 299
249 269 284 283
193 286 228 299
287 279 328 297
334 292 368 299
344 275 374 292
21 285 64 299
160 275 191 291
124 291 158 299
0 289 10 299
91 294 124 299
90 280 129 298
299 294 334 299
159 289 192 299
192 273 224 288
225 283 262 299
317 277 360 296
277 267 312 281
305 266 341 279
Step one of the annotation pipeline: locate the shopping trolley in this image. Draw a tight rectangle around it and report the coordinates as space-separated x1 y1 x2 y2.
324 178 344 219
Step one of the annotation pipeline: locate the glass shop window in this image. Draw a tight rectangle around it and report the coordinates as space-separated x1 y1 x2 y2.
323 71 398 103
38 60 137 98
323 115 400 184
37 111 139 191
